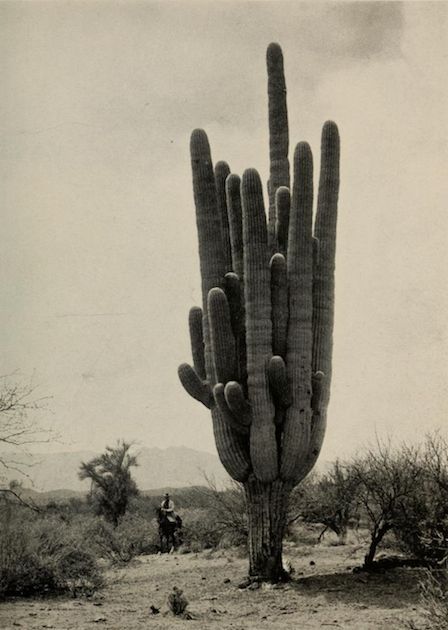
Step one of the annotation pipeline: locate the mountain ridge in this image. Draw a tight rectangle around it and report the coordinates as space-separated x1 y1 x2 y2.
0 446 230 492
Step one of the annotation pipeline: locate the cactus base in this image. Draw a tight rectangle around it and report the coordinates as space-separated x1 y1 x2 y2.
244 477 292 582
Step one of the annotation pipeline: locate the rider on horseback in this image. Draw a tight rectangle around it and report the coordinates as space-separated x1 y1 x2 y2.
161 493 176 522
158 493 182 551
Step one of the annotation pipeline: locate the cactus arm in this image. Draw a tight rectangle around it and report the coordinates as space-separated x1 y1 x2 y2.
215 161 233 273
275 186 290 257
190 129 250 481
242 168 278 482
226 174 244 282
213 384 249 435
178 363 211 408
210 406 251 481
270 253 288 359
188 306 206 380
312 121 340 407
190 129 225 380
224 381 251 424
224 272 244 339
294 122 340 484
266 42 290 252
223 272 247 389
268 356 291 411
281 142 314 481
208 287 237 385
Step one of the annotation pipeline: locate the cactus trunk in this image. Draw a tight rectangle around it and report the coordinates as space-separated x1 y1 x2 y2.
244 477 292 581
177 43 340 582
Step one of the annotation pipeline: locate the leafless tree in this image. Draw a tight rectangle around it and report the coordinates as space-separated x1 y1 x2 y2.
291 462 360 543
351 439 423 568
0 372 53 480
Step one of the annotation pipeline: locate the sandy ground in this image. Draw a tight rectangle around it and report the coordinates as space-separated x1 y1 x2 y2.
0 542 428 629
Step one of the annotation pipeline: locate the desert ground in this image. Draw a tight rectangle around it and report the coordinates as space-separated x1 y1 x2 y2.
0 540 428 630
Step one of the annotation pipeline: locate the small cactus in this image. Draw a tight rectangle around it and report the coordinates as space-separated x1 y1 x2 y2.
178 43 340 581
168 586 190 617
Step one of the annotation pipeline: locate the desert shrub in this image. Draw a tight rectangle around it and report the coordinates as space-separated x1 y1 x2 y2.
290 464 360 544
393 435 448 565
286 522 322 546
86 514 159 563
0 515 102 598
186 479 248 549
351 441 424 568
180 508 223 551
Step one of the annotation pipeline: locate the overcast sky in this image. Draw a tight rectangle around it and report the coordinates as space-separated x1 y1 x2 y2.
1 1 447 462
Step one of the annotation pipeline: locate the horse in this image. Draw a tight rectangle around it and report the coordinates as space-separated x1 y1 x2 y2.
156 507 182 553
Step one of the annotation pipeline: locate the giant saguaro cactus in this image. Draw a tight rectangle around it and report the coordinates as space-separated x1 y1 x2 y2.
178 43 340 582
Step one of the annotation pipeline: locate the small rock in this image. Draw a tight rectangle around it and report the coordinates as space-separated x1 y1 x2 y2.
149 605 160 615
92 617 107 624
201 576 206 580
93 602 103 606
238 578 252 589
223 578 231 584
309 560 315 566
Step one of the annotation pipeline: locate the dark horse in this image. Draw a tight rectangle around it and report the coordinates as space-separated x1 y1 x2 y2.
156 508 182 553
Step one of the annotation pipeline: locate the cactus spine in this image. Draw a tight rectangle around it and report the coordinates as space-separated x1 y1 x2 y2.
178 43 340 581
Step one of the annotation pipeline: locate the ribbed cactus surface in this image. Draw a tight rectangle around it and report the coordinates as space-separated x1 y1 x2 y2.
179 43 340 491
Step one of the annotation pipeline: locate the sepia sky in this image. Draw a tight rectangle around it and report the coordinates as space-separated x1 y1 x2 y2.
1 1 447 463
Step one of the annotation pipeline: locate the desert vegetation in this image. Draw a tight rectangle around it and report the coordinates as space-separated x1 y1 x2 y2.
1 435 447 630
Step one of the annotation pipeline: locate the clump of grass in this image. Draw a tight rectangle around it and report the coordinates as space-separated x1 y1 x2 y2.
419 569 448 630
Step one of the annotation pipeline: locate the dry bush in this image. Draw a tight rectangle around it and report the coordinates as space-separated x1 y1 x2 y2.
0 515 102 598
85 514 159 564
179 508 223 551
395 434 448 564
418 569 448 630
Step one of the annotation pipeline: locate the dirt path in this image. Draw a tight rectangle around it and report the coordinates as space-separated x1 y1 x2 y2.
0 543 426 629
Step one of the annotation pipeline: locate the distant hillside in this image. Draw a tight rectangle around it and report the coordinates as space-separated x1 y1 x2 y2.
0 446 230 492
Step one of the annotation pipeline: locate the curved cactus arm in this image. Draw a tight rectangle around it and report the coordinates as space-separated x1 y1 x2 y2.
224 381 251 424
188 306 206 380
178 363 211 408
270 253 288 359
211 406 251 482
281 142 314 481
226 174 244 281
267 42 290 253
215 161 233 273
242 168 278 482
213 384 249 436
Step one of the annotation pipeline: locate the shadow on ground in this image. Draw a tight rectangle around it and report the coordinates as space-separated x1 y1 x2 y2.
291 567 422 608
